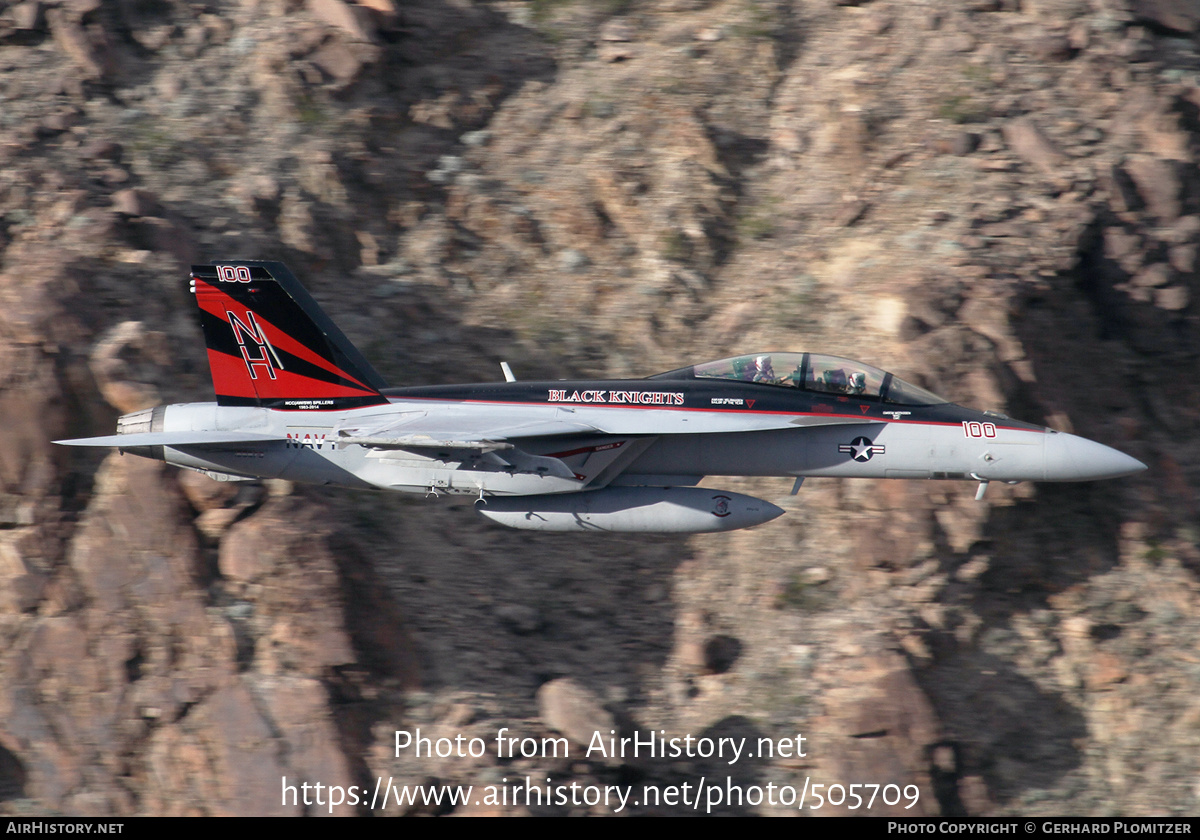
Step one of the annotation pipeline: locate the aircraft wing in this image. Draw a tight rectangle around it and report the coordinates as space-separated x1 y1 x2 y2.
336 411 656 485
336 407 882 486
57 409 881 452
335 411 601 451
363 402 884 443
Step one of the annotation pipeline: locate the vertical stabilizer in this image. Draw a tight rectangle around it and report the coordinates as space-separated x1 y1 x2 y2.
190 262 389 410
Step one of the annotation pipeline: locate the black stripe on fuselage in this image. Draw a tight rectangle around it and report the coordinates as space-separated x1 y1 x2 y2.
218 394 392 410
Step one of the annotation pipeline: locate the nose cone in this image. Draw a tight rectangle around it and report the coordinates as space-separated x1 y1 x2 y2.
1044 432 1147 481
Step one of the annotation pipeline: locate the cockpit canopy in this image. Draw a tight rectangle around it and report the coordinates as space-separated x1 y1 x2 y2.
651 353 948 406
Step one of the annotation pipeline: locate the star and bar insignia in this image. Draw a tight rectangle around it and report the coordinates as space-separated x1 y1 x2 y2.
838 436 885 462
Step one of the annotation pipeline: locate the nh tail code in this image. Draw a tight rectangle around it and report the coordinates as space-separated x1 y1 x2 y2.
190 261 389 410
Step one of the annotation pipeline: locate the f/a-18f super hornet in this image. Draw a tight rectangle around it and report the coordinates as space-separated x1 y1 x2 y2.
57 262 1147 533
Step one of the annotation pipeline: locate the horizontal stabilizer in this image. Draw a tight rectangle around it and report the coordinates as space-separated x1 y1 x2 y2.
54 431 285 448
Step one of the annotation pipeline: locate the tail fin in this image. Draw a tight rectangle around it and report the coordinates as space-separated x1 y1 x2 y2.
190 261 389 410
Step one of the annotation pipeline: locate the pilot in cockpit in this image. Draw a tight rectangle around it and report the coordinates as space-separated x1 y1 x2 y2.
847 371 866 395
752 355 776 383
822 368 847 393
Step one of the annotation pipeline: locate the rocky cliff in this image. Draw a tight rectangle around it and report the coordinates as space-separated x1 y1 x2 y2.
0 0 1198 816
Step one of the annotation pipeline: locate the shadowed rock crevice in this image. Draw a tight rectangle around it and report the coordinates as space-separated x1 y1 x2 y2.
914 648 1087 810
0 744 26 802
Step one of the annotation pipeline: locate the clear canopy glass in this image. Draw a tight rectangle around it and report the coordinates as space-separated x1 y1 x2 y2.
673 353 946 405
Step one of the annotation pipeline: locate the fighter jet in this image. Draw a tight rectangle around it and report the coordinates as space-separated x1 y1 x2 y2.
56 261 1147 533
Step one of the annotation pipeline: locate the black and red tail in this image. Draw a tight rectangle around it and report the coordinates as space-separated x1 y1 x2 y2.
190 262 389 410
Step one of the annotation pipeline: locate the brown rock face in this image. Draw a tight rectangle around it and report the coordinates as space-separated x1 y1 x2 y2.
536 678 615 753
1131 0 1200 34
810 651 940 816
0 455 413 814
1002 117 1065 175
